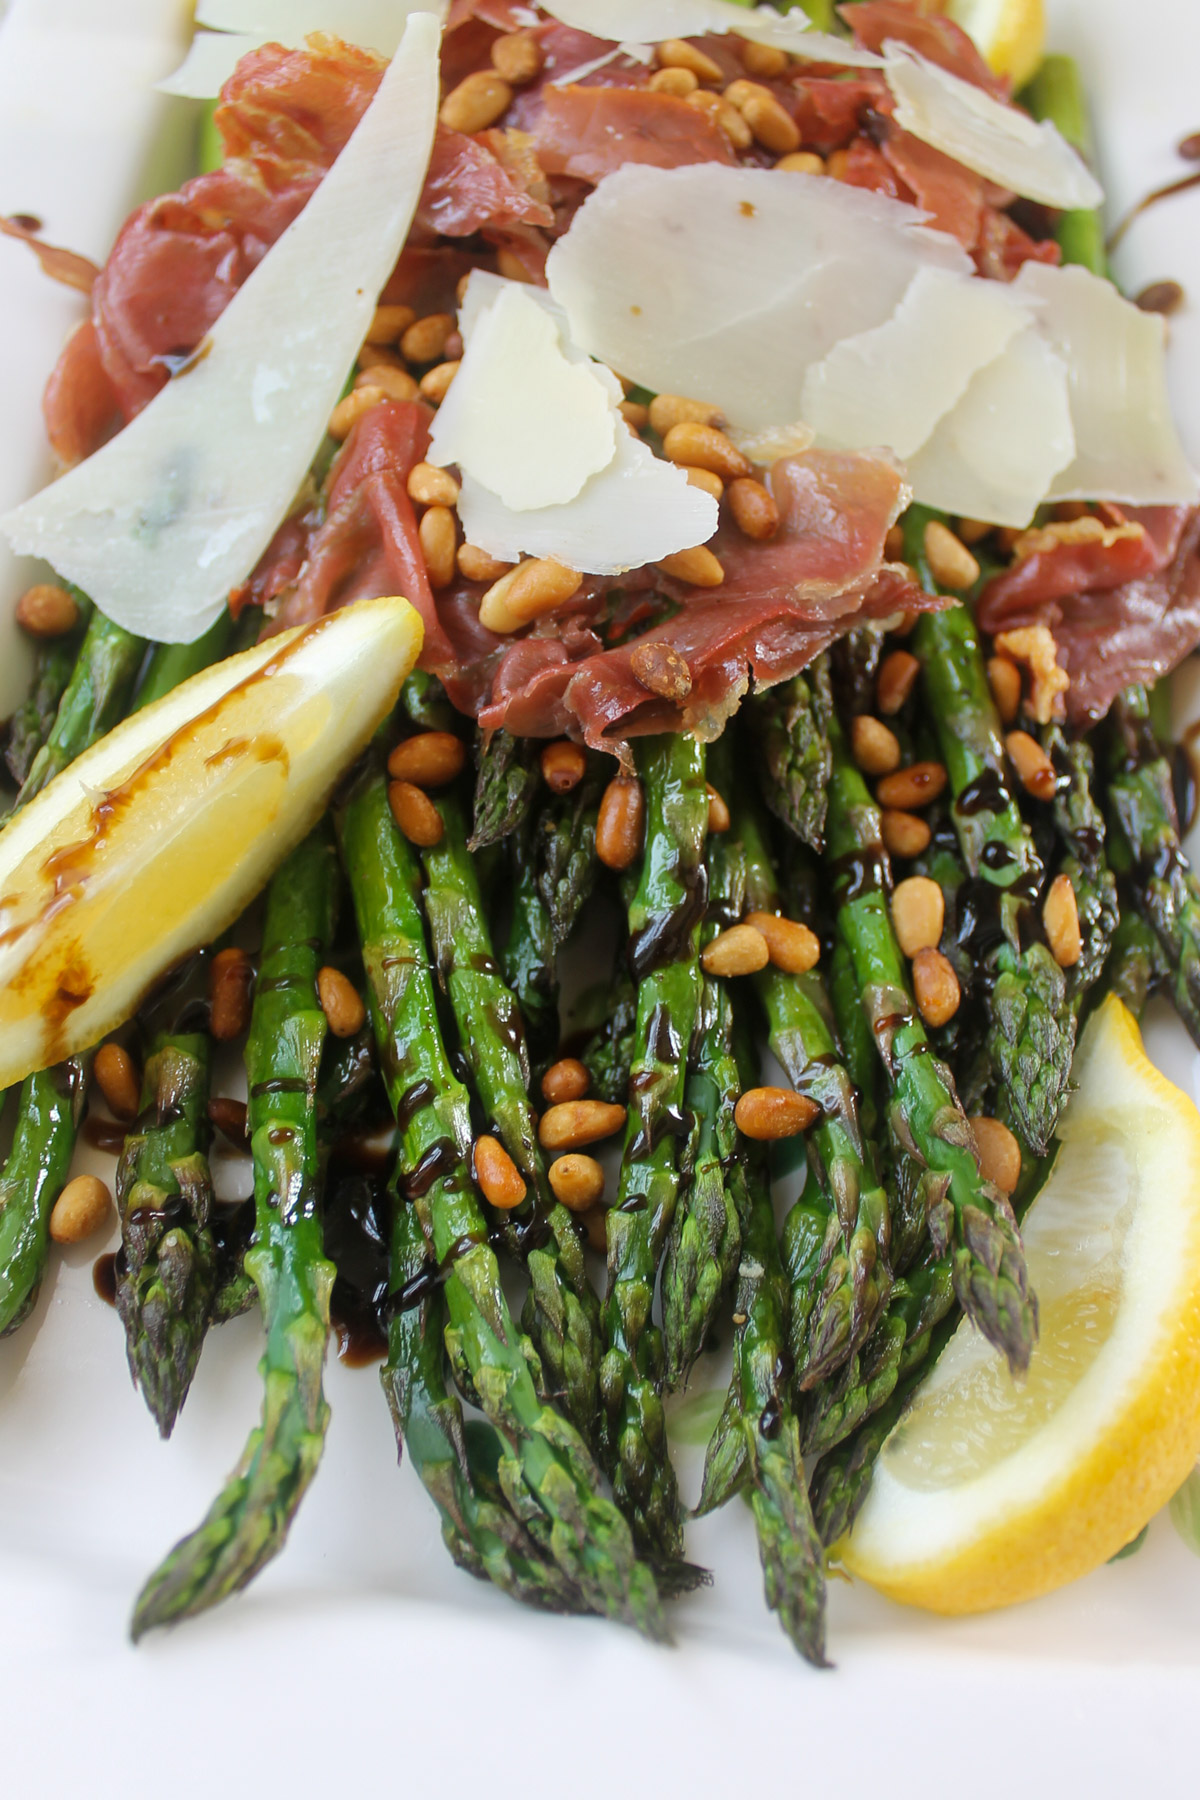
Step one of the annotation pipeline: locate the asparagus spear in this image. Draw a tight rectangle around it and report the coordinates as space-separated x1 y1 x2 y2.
747 657 833 851
15 607 145 807
907 512 1076 1154
0 1058 91 1335
696 1018 828 1666
501 807 561 1064
133 828 339 1636
661 824 744 1387
340 762 665 1637
418 787 603 1443
825 704 1038 1374
1042 724 1119 1004
1020 54 1108 277
4 590 94 787
599 732 708 1572
469 727 539 852
731 752 892 1383
581 964 637 1103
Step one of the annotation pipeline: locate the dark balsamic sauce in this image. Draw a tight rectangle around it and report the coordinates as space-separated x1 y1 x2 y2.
82 1115 127 1155
828 846 888 902
956 767 1010 818
323 1169 391 1368
92 1252 117 1306
628 861 708 979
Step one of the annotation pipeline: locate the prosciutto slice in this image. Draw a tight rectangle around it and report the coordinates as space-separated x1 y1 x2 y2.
841 1 1008 98
531 86 736 183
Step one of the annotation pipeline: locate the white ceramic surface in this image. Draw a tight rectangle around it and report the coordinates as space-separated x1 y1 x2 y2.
2 5 1200 1796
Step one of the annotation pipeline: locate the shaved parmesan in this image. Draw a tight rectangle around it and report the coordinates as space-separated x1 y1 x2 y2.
2 13 441 641
801 265 1032 458
540 2 883 67
428 283 616 510
457 423 717 576
884 42 1103 211
725 421 815 465
906 329 1075 528
1012 263 1199 506
547 165 971 431
160 1 449 96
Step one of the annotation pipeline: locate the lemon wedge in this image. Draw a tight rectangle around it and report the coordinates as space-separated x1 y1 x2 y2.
839 994 1200 1613
945 0 1046 92
0 594 422 1090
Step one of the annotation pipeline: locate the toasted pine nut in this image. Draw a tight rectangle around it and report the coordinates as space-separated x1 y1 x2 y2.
618 399 650 431
630 640 692 701
472 1134 527 1208
16 582 78 637
540 739 587 794
702 924 770 977
49 1174 112 1246
490 28 543 85
209 947 254 1041
1043 873 1082 968
479 557 584 633
94 1042 140 1122
1005 730 1057 802
542 1058 590 1106
357 343 406 373
851 715 901 777
538 1099 627 1152
912 947 960 1027
387 731 466 789
662 421 752 481
419 505 458 590
876 649 920 716
407 462 460 507
956 516 992 545
884 523 906 560
208 1095 249 1150
400 312 454 365
317 966 366 1038
548 1153 605 1212
891 876 945 958
742 92 801 154
722 78 773 112
740 39 789 78
988 654 1022 725
776 150 826 174
880 808 932 859
648 393 723 436
655 545 725 587
388 780 444 847
970 1115 1022 1195
329 387 384 440
743 912 820 975
735 1086 819 1140
728 477 780 541
365 303 416 344
495 247 537 283
923 519 980 591
826 147 852 180
458 543 513 584
649 66 698 96
581 1204 609 1251
682 464 724 499
709 93 754 149
354 364 419 403
419 359 460 404
439 70 512 135
875 762 947 811
596 776 644 870
658 37 723 81
707 785 731 833
994 623 1070 726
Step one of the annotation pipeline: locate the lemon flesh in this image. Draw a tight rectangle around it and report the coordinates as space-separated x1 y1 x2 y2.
945 0 1046 91
0 594 422 1090
841 995 1200 1613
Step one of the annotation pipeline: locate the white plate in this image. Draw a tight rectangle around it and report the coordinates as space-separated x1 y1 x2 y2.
2 5 1200 1795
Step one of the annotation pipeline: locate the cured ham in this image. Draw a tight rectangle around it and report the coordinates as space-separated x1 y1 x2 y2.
531 86 737 183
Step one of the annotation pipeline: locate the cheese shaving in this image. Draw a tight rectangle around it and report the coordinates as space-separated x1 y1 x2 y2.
160 1 449 96
2 13 442 641
884 41 1104 211
801 265 1032 459
428 282 616 510
157 31 262 98
539 2 884 67
1012 262 1199 506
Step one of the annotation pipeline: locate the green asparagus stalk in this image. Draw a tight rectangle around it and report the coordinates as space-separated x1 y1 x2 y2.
908 511 1076 1154
747 657 833 851
418 787 603 1442
600 732 708 1572
4 591 94 787
581 964 637 1103
340 762 666 1637
133 828 339 1636
501 807 560 1064
1042 724 1119 1004
661 824 744 1387
825 704 1038 1374
0 1057 91 1335
15 607 145 807
469 727 539 851
1019 54 1108 277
